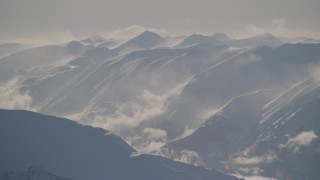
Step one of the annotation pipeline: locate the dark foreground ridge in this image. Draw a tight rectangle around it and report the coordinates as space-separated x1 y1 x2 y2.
0 109 242 180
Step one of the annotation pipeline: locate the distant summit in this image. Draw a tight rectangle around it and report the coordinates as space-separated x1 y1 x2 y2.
178 34 219 47
235 33 283 46
114 30 166 52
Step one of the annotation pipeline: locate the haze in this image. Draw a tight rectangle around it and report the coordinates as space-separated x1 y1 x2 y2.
0 0 319 43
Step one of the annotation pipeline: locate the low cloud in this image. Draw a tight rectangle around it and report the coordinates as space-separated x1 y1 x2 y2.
89 78 190 134
195 107 219 122
157 148 205 166
126 127 168 153
0 78 35 111
90 89 172 134
235 174 276 180
177 150 202 165
172 127 196 141
280 131 318 153
230 153 277 165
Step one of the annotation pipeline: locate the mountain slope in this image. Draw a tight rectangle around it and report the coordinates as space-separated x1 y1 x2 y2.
18 44 243 139
164 90 277 169
0 41 88 83
2 42 320 151
157 43 320 138
165 76 320 180
0 109 242 180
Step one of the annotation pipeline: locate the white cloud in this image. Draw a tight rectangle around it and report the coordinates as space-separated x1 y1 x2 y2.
280 131 318 153
126 127 168 153
0 78 35 111
172 127 196 141
237 167 264 176
231 153 277 165
67 74 193 154
143 127 167 140
89 78 190 134
157 148 205 166
235 174 276 180
195 107 219 122
177 150 202 165
90 89 171 133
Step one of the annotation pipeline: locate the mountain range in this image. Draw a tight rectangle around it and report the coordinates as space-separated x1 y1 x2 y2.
1 30 320 179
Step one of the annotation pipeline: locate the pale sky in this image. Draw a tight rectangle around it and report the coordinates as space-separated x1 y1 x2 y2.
0 0 319 43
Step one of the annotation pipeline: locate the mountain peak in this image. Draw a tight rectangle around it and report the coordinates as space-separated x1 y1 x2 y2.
178 33 216 47
114 30 166 52
65 40 85 54
136 30 163 39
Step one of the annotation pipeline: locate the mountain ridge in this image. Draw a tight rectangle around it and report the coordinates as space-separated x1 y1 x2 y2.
0 109 242 180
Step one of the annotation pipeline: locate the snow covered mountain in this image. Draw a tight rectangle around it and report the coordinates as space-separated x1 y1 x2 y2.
0 34 319 150
5 41 245 143
229 33 283 47
1 30 320 179
164 90 276 168
177 33 283 48
157 43 320 139
165 75 320 180
0 109 241 180
0 41 89 83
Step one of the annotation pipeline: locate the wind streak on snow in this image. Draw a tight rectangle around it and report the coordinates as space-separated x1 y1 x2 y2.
152 54 187 76
118 57 148 75
217 89 274 113
195 47 252 76
260 77 318 124
36 60 101 111
81 75 194 133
